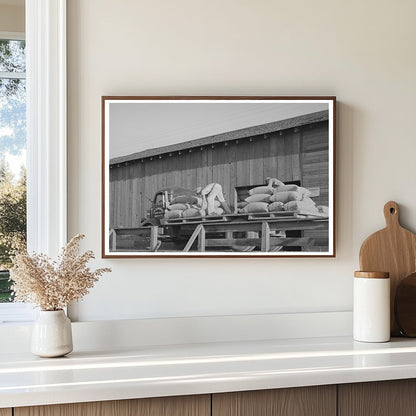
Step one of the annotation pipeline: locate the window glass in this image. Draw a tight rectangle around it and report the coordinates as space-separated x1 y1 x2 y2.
0 39 26 72
0 39 27 303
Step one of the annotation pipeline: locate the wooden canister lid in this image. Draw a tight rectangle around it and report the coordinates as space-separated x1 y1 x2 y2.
354 271 389 279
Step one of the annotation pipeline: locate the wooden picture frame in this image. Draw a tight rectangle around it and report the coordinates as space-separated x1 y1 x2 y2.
102 96 336 258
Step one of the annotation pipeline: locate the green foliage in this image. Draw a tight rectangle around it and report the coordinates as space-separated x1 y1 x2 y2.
0 39 25 73
0 270 13 302
0 39 26 156
0 160 26 270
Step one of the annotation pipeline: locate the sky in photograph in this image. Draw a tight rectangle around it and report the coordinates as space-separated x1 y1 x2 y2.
109 101 329 159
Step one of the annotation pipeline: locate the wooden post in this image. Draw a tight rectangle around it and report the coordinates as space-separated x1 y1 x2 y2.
198 226 206 252
261 221 271 252
109 229 117 251
183 224 203 252
150 226 159 251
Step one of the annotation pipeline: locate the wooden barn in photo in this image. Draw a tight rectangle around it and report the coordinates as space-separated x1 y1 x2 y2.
109 110 330 233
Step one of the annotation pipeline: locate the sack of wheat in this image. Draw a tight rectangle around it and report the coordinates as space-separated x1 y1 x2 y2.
268 201 284 212
274 184 311 197
248 186 274 196
270 191 302 204
168 203 188 211
240 202 269 213
245 194 272 203
164 210 183 219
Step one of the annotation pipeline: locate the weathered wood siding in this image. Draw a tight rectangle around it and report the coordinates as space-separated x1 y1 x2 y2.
109 120 329 229
301 122 330 251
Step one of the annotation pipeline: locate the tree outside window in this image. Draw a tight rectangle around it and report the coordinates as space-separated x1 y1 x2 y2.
0 38 27 302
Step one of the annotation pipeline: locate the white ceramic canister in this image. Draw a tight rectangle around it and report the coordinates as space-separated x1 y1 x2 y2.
353 271 390 342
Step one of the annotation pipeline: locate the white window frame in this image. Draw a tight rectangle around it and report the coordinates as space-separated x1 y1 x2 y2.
0 31 24 41
26 0 67 257
0 0 67 324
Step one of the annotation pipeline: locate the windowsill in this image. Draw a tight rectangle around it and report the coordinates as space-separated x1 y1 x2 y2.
2 335 416 408
0 303 36 325
0 311 352 352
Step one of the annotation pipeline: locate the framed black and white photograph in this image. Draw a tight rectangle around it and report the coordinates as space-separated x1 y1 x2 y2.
102 96 335 257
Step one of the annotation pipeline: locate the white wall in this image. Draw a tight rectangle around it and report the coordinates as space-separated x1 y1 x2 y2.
67 0 416 322
0 4 24 33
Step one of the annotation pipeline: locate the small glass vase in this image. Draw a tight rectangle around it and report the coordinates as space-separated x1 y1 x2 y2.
31 309 73 357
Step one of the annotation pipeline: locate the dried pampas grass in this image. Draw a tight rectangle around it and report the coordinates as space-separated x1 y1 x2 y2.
10 234 111 311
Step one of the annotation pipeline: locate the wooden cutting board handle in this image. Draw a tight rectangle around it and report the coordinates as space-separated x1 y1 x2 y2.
359 201 416 336
384 201 400 228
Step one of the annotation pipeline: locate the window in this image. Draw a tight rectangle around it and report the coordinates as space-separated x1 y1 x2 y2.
0 36 26 305
0 0 67 324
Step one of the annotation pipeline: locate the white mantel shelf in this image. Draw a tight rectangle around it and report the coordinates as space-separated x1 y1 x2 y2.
2 336 416 408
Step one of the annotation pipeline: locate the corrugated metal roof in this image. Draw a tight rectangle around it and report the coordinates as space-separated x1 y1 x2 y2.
110 110 328 166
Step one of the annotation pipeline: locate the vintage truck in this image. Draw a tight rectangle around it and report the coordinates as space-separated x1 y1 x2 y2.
140 187 197 227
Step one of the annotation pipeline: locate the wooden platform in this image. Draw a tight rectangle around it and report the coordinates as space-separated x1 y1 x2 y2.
246 211 327 220
110 214 329 253
161 215 230 225
160 210 326 225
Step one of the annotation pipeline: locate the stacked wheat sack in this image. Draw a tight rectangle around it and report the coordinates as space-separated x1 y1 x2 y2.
164 195 224 219
238 183 328 214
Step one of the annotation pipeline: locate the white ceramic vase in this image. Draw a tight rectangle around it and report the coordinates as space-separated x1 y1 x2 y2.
31 310 73 357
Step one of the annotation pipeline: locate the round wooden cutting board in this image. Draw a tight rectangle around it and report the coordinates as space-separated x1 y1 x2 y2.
359 201 416 336
395 273 416 337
